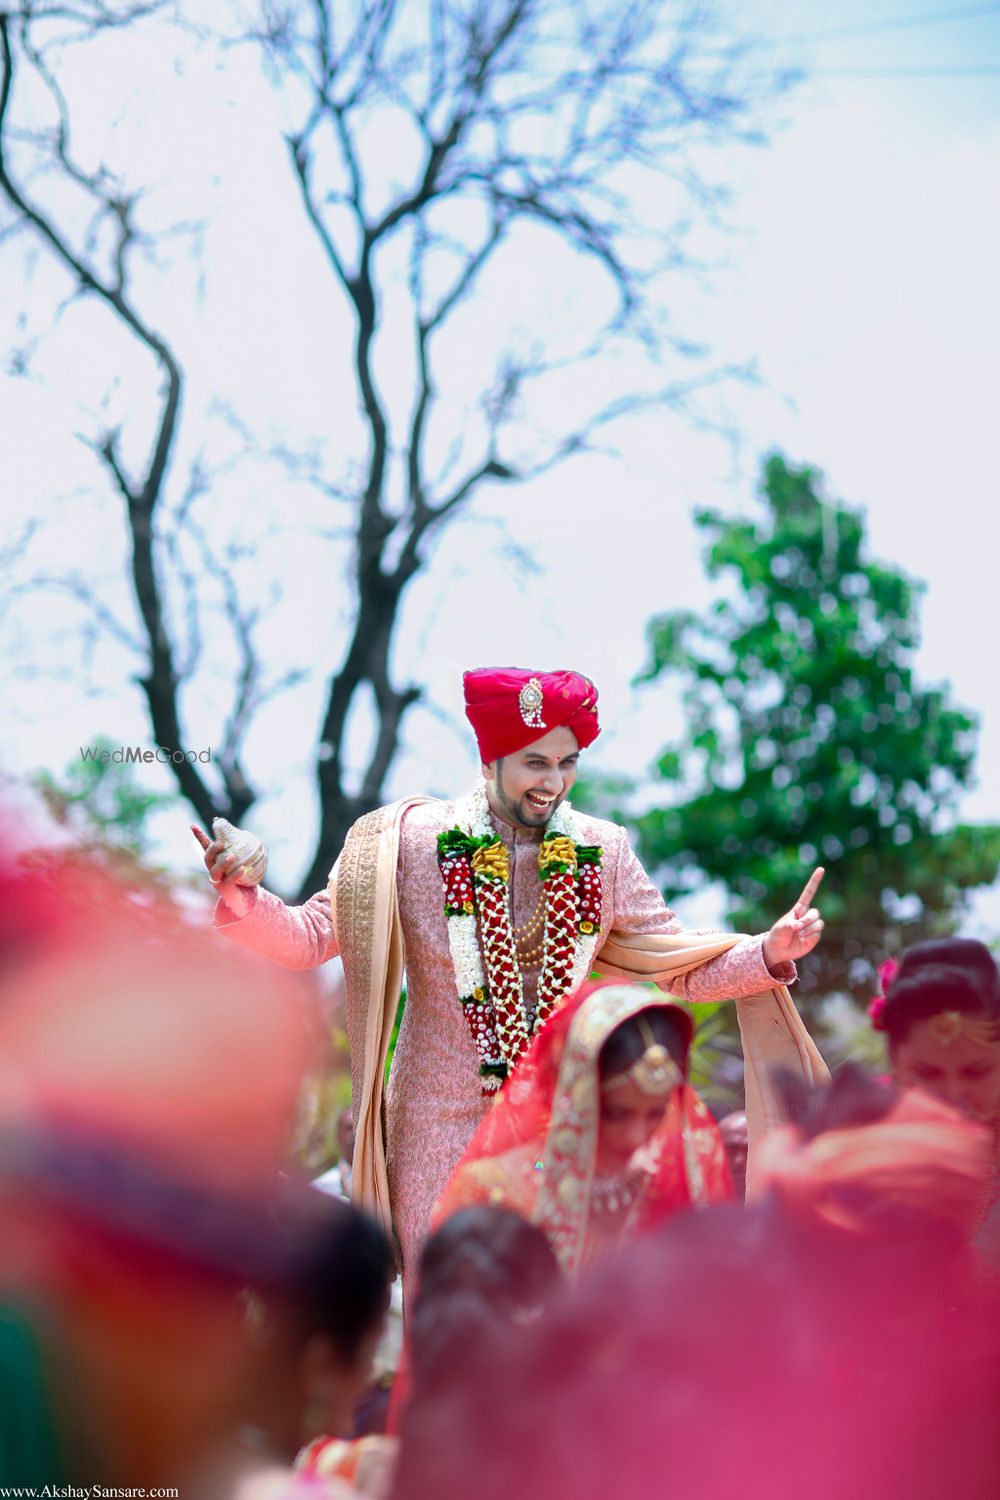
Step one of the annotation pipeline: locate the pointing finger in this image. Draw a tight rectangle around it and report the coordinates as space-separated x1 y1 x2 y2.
191 824 212 852
793 866 825 917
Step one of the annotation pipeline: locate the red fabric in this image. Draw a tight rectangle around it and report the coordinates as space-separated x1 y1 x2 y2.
463 667 600 762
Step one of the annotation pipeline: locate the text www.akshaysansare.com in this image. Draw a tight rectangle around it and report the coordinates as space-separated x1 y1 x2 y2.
79 745 211 766
0 1488 179 1497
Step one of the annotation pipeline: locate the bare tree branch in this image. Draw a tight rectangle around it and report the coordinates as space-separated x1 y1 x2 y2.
0 5 250 828
1 0 788 898
6 572 145 655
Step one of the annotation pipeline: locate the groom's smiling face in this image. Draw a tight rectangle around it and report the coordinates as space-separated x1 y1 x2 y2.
483 727 581 830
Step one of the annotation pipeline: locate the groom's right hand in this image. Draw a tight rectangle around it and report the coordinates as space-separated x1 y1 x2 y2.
191 820 267 918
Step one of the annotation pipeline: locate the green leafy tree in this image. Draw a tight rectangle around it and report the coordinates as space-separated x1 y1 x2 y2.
627 454 1000 1004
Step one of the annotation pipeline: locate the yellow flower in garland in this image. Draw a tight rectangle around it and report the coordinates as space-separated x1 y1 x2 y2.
538 835 578 875
472 841 510 882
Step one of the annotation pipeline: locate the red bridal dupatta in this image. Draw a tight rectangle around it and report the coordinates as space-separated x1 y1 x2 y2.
432 983 733 1277
333 801 829 1242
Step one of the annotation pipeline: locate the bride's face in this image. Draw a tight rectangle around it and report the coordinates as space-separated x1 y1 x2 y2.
597 1077 671 1170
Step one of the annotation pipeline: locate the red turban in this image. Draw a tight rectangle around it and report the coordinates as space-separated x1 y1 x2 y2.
463 667 600 763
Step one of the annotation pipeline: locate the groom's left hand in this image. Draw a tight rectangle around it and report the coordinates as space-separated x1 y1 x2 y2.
762 867 825 970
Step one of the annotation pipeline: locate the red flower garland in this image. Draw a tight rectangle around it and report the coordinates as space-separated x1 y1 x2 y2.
440 846 507 1087
576 858 602 935
440 852 475 916
477 869 531 1066
535 867 579 1031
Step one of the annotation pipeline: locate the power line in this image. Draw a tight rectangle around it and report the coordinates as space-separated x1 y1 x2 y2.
812 61 1000 75
773 3 1000 46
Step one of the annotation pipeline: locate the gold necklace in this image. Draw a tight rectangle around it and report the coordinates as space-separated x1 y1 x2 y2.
512 889 545 938
513 890 546 968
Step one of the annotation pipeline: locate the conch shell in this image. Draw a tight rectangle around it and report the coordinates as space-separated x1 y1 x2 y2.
212 817 268 886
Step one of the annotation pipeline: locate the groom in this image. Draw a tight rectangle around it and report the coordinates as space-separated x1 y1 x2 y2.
195 667 826 1276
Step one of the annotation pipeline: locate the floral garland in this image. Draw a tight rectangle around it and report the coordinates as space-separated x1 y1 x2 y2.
438 785 603 1095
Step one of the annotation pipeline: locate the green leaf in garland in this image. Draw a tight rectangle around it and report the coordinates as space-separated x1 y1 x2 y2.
437 826 474 859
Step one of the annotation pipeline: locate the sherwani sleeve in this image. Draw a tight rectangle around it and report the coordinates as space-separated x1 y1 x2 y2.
213 879 340 970
602 828 796 1002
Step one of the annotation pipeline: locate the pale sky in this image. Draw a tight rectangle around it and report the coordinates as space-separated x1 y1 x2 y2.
2 1 999 932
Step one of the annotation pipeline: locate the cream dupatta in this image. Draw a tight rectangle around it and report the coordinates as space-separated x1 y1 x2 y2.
332 799 829 1240
331 797 434 1244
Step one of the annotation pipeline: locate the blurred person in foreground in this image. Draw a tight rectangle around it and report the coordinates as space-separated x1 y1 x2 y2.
432 982 733 1278
215 1188 393 1500
193 666 827 1284
313 1108 403 1440
0 855 326 1494
298 1207 559 1500
868 936 1000 1261
717 1108 749 1201
393 1066 999 1500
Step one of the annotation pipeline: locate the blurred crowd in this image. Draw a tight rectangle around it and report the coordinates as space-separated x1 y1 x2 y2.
2 855 999 1499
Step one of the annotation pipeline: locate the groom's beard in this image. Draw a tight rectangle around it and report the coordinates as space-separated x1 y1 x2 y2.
493 772 565 830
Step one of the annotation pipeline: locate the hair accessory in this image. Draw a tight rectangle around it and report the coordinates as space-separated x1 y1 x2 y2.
928 1010 1000 1049
930 1010 964 1046
878 958 900 991
867 995 888 1032
867 957 899 1032
603 1017 682 1097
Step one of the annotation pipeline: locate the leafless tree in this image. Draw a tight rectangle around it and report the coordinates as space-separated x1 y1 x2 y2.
0 0 786 897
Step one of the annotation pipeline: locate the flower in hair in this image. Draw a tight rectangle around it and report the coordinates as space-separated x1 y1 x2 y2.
867 957 898 1032
867 994 888 1032
878 958 900 992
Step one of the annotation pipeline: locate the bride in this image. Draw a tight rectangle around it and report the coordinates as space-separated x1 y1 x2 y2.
432 981 733 1277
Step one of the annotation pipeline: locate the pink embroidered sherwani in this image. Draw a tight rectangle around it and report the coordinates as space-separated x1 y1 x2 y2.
216 799 794 1277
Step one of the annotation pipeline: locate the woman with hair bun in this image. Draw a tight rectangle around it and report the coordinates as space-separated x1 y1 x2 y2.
870 939 1000 1121
869 936 1000 1258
